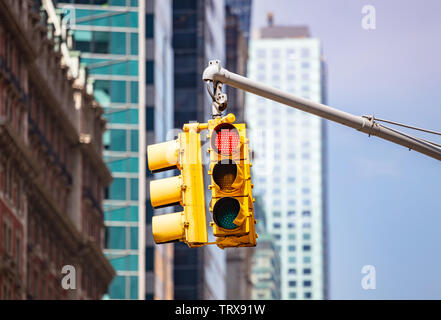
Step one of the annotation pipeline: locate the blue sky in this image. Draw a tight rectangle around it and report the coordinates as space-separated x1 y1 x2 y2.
252 0 441 299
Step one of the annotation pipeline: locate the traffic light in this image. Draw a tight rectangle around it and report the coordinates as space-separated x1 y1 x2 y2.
207 113 257 248
148 122 208 248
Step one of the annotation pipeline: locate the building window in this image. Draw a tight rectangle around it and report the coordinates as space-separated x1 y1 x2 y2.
301 85 310 92
108 275 126 299
303 280 312 287
107 178 127 201
1 277 12 300
288 268 296 275
303 233 311 240
105 226 126 249
271 49 280 58
304 292 312 299
173 33 197 49
302 222 311 229
289 281 297 287
303 256 311 263
302 153 310 159
146 13 154 37
288 245 296 252
301 48 310 58
16 235 21 273
272 62 280 70
289 292 297 299
130 178 138 201
146 61 154 84
272 74 280 82
287 48 296 57
256 49 266 58
303 245 311 251
302 210 311 217
303 268 311 275
2 218 12 256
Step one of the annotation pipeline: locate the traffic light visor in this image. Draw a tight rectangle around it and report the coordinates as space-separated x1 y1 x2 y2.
152 212 184 244
150 176 182 208
147 139 180 173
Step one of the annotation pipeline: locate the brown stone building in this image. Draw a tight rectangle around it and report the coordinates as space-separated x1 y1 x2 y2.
0 0 114 299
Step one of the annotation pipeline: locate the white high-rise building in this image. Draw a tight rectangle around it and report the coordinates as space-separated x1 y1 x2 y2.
246 25 328 300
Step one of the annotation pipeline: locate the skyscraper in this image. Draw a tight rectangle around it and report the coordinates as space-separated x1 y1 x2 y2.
224 0 254 299
172 0 226 300
250 196 281 300
225 0 252 42
224 3 249 123
56 0 174 300
246 23 328 300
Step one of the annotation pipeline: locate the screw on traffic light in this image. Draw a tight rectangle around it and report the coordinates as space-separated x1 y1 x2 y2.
148 122 208 248
207 113 258 249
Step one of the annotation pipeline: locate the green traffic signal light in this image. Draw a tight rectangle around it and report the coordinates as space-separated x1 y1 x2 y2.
213 197 240 230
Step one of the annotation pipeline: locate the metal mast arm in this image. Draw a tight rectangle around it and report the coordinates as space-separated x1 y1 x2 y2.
202 60 441 162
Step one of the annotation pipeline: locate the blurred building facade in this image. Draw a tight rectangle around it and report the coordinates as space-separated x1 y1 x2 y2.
172 0 226 299
224 0 253 299
250 196 281 299
224 3 249 123
0 0 114 299
56 0 174 299
246 23 328 300
251 233 281 299
225 0 252 42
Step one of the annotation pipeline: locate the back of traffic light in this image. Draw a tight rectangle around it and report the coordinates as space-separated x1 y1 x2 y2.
148 122 208 248
207 113 258 249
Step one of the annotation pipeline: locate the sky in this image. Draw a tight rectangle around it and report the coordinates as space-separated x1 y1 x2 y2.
252 0 441 299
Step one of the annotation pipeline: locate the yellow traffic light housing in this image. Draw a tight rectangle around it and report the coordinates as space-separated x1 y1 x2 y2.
207 114 258 248
148 122 208 248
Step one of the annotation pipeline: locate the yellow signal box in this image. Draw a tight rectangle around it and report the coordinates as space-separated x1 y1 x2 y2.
148 122 208 248
207 113 258 249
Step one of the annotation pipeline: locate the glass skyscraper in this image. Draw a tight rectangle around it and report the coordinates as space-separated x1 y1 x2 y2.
57 0 174 299
246 25 328 300
225 0 252 42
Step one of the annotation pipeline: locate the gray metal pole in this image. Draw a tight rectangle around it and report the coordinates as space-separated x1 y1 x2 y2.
203 60 441 162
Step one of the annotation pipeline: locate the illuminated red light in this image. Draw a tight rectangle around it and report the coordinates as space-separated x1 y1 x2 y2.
212 124 240 155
